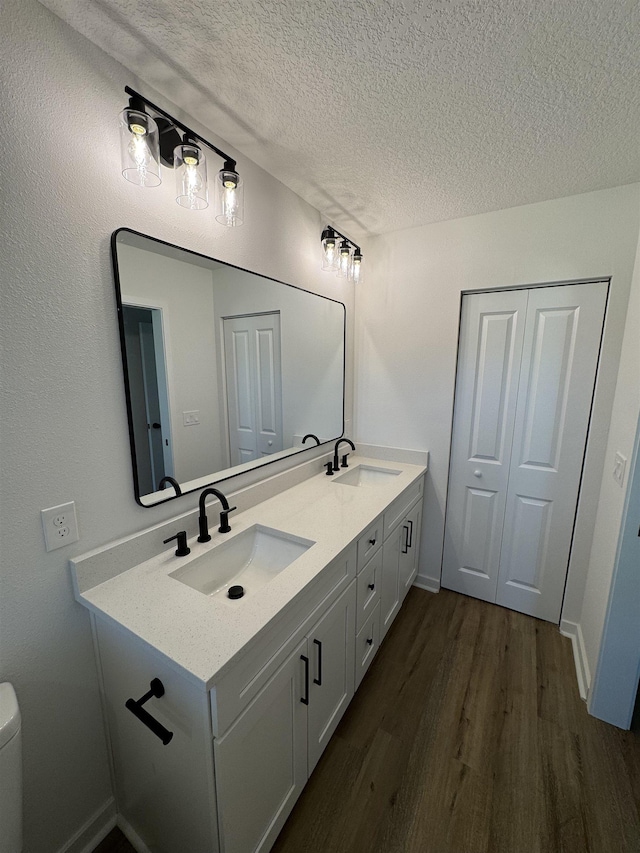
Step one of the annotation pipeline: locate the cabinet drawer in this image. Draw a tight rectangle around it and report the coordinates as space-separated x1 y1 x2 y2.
383 477 424 539
356 548 382 634
356 516 382 572
211 544 356 736
355 602 380 690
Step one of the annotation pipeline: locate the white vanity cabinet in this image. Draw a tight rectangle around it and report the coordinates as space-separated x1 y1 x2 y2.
380 483 424 642
80 462 427 853
215 580 355 853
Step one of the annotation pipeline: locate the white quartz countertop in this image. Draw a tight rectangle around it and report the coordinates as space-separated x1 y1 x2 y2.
74 456 426 689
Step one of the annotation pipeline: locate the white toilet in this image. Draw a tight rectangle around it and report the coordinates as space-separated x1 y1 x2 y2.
0 683 22 853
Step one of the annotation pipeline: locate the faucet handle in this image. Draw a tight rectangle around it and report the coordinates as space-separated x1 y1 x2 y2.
163 531 190 557
324 461 334 476
340 453 350 468
218 506 237 534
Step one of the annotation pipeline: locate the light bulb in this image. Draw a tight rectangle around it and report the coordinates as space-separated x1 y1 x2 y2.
215 169 244 226
119 108 161 187
321 228 339 271
338 241 351 277
352 251 363 283
174 142 208 210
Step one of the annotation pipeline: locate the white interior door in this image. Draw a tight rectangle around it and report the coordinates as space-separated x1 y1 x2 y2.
496 282 608 621
223 313 283 466
441 290 528 603
443 281 607 622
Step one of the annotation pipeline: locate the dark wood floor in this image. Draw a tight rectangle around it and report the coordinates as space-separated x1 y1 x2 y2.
95 588 640 853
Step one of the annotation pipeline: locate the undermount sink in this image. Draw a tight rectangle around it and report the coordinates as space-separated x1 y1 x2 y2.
333 464 402 487
169 524 315 599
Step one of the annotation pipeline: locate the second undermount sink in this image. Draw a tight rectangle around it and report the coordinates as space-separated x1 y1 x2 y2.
169 524 315 599
333 464 402 487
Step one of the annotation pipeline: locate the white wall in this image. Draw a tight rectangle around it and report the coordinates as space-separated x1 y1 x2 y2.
581 207 640 698
355 185 640 624
0 2 353 850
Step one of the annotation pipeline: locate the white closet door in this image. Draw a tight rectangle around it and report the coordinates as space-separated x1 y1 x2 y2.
441 290 528 602
496 282 607 622
224 313 283 466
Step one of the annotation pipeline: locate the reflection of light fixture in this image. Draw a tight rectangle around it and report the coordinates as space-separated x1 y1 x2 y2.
320 225 363 282
118 87 244 226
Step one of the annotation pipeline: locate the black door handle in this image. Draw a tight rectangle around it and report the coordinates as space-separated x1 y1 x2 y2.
401 525 409 554
313 639 322 686
152 422 161 429
300 655 309 705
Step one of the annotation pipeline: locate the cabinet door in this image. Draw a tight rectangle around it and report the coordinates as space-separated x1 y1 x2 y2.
214 640 308 853
399 499 423 602
308 582 356 773
380 525 403 642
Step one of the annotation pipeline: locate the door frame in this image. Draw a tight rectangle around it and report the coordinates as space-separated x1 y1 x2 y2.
441 277 611 624
589 414 640 728
122 300 175 492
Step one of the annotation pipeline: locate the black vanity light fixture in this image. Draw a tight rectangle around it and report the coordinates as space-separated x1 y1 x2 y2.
320 226 363 283
119 87 244 226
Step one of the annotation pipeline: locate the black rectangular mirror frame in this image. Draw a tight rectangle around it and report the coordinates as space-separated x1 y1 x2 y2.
111 228 346 507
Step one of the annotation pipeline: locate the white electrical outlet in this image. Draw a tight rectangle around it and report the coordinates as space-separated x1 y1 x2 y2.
41 501 79 551
613 452 627 488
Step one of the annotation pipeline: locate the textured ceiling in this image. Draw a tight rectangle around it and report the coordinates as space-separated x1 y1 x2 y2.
39 0 640 238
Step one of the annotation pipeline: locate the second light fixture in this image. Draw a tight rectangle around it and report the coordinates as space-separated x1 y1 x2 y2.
321 226 363 283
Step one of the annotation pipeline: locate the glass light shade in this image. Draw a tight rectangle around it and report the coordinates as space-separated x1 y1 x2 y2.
352 252 363 284
215 169 244 226
321 229 338 271
215 169 244 228
174 142 208 210
119 108 161 187
338 240 351 278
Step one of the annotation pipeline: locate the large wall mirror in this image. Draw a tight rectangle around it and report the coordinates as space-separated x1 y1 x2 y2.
112 229 346 506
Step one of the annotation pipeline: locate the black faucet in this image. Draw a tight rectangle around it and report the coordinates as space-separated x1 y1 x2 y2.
158 476 182 496
333 438 355 472
197 488 237 541
302 433 321 446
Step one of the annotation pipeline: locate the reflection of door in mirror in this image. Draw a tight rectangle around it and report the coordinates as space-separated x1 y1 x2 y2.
122 305 174 493
223 313 283 465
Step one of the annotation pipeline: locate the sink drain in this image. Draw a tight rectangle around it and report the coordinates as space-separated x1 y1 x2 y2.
228 585 244 599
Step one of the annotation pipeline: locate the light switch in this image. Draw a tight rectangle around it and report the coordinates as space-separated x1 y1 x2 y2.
183 410 200 426
613 451 626 487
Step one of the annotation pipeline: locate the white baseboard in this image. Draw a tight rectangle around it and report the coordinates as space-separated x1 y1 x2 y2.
413 574 440 594
118 814 153 853
58 797 116 853
560 619 591 701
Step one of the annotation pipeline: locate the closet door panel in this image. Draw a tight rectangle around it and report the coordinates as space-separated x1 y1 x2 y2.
442 290 528 601
496 282 608 621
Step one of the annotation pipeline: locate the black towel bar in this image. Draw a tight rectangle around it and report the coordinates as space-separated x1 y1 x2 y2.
125 678 173 745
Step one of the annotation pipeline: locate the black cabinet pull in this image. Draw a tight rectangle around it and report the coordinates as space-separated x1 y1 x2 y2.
125 678 173 745
366 638 373 646
401 525 410 554
300 655 310 705
407 519 414 548
368 538 376 546
313 639 322 686
368 583 375 591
